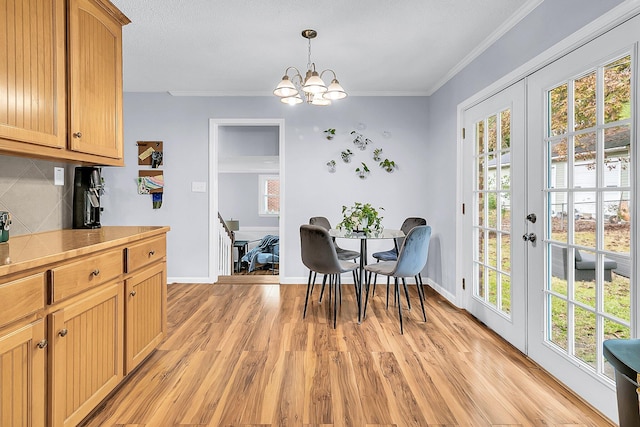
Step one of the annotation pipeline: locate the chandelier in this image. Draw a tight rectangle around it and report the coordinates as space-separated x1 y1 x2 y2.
273 29 347 106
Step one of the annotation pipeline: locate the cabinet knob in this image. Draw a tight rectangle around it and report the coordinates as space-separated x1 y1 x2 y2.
130 290 137 297
149 250 155 257
91 269 100 276
58 329 68 337
37 339 48 349
73 132 82 138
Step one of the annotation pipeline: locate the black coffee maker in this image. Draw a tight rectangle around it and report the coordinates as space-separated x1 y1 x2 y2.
73 167 103 229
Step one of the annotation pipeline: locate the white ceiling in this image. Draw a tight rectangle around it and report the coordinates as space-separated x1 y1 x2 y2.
111 0 539 96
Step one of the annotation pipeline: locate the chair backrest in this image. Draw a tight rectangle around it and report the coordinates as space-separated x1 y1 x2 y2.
300 224 342 274
395 217 427 248
400 217 427 234
309 216 332 230
393 225 432 277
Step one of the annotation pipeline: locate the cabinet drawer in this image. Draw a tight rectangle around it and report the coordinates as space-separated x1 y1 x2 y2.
50 250 123 303
126 236 166 273
0 273 45 328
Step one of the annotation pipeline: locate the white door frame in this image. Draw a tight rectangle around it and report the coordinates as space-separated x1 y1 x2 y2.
209 118 285 283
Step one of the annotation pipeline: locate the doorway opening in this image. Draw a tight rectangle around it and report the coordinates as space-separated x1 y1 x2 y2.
209 119 285 284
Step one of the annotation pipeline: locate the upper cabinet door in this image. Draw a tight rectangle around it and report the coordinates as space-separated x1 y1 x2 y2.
68 0 128 160
0 0 66 149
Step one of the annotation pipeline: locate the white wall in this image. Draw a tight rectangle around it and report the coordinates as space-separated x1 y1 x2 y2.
101 95 430 282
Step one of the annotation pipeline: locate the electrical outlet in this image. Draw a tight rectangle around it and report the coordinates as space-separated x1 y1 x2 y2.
54 167 65 186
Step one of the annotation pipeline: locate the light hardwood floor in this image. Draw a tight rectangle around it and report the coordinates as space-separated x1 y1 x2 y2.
81 283 614 426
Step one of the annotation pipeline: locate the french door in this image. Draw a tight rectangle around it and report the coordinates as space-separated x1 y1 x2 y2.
462 13 638 421
462 81 527 352
527 16 637 419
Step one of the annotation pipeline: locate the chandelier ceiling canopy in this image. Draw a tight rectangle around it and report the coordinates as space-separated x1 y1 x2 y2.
273 29 347 106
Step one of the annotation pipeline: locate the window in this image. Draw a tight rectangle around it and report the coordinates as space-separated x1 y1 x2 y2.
259 175 279 216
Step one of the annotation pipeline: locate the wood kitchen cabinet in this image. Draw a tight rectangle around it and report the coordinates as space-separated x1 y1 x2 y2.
0 227 168 427
124 236 167 373
49 282 124 427
0 320 47 427
0 0 129 165
68 0 127 160
125 263 166 373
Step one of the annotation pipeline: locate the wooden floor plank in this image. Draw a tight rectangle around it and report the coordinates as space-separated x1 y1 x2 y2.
81 284 615 427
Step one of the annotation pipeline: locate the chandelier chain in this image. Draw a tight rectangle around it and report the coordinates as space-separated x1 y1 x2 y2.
307 37 312 71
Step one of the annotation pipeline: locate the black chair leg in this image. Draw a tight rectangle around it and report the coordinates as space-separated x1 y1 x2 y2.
310 271 317 294
303 270 313 318
333 275 339 329
363 270 371 320
319 275 328 302
395 277 403 334
416 275 427 322
402 278 411 310
386 277 390 309
352 270 360 320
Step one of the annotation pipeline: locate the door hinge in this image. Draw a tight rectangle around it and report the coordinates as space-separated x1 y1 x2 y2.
462 278 466 290
462 128 466 139
462 203 465 215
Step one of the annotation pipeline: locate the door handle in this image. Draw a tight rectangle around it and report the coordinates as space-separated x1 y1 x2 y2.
522 233 537 243
526 213 537 223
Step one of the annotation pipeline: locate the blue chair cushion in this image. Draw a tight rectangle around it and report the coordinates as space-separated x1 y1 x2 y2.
372 248 398 262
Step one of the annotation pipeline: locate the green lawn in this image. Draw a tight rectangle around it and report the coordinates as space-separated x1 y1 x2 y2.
482 224 631 368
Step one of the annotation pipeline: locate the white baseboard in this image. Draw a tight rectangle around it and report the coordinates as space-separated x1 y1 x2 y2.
425 278 458 307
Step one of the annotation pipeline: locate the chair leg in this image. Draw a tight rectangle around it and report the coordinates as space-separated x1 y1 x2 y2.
353 270 360 320
416 275 427 322
372 272 378 297
363 270 372 320
334 275 339 329
418 272 424 297
310 271 317 294
386 277 390 309
402 278 411 310
319 274 328 302
395 277 403 334
303 270 313 318
338 276 342 305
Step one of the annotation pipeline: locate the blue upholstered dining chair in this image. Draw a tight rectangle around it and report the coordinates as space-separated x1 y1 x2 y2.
363 225 432 334
370 217 427 306
300 224 360 328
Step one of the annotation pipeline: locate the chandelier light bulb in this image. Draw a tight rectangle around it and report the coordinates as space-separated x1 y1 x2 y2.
273 75 298 98
281 94 303 105
324 79 347 100
302 70 327 94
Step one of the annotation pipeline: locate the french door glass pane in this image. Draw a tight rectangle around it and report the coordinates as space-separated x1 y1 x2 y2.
549 294 568 350
604 56 631 123
544 54 632 379
473 108 512 317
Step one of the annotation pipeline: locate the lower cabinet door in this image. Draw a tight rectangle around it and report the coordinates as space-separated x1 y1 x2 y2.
49 282 124 427
125 262 166 374
0 319 46 427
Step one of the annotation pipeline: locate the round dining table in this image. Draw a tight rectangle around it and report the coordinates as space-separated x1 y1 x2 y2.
329 228 404 322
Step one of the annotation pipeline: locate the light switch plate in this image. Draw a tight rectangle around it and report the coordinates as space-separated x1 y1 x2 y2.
191 181 206 192
54 167 64 186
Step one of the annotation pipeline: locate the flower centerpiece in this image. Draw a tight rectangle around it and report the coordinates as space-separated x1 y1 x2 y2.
337 202 384 233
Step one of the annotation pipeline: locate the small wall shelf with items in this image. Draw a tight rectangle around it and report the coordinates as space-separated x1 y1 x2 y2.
137 141 165 208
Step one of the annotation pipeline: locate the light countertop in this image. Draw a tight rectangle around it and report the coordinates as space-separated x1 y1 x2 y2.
0 226 170 277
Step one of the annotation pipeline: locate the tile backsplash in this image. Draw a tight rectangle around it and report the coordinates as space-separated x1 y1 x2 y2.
0 155 76 236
